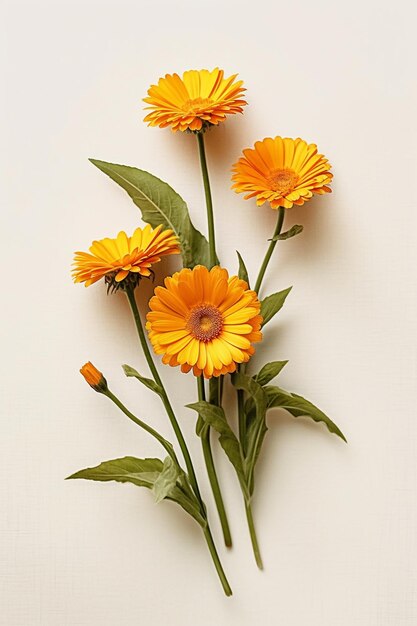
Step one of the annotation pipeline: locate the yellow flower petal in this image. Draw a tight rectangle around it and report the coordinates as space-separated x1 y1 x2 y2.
232 136 332 210
143 68 247 133
72 226 180 288
146 265 262 378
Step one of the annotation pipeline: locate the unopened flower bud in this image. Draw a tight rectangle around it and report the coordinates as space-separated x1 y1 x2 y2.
80 362 108 393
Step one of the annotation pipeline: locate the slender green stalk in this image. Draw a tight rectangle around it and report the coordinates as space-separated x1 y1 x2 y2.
218 375 224 404
196 132 216 268
196 131 232 546
236 207 285 569
105 389 178 464
125 286 201 500
125 286 232 595
237 375 246 455
198 376 232 547
254 206 286 295
245 499 263 570
203 527 232 596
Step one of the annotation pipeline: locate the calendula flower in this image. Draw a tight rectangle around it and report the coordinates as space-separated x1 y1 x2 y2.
143 68 246 133
80 362 107 392
146 265 262 379
72 225 180 291
232 136 332 209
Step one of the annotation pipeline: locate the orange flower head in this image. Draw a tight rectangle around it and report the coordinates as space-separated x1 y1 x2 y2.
143 68 247 133
72 225 180 292
80 362 107 392
146 265 263 379
232 136 332 209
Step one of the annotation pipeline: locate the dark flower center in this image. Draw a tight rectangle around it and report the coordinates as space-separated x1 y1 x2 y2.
186 304 223 342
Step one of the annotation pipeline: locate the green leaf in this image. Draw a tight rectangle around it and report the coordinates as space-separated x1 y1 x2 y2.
264 385 347 442
236 250 249 286
195 415 204 437
66 456 163 489
167 483 207 528
67 456 206 526
122 364 163 397
152 456 180 503
254 360 288 386
260 286 292 326
270 225 303 241
231 373 268 494
89 159 211 268
187 401 247 493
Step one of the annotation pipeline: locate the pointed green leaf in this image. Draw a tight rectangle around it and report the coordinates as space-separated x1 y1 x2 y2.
260 286 292 326
152 456 180 504
123 364 163 396
270 225 303 241
89 159 210 268
67 456 206 526
187 401 247 492
236 250 250 286
254 360 289 386
265 385 347 442
66 456 163 489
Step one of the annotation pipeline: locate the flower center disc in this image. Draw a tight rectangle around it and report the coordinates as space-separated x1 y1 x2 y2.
182 97 213 114
267 168 299 194
186 304 223 342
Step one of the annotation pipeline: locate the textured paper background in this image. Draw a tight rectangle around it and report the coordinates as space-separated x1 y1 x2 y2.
1 0 416 624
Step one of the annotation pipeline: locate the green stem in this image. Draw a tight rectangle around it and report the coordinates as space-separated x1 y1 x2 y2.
203 527 233 596
254 206 286 296
237 208 285 569
237 377 246 455
126 287 232 595
245 499 263 570
218 375 224 404
125 287 201 501
198 376 232 548
105 389 178 464
196 132 231 546
196 132 217 268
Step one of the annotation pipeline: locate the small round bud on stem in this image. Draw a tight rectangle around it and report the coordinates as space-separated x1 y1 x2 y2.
80 362 108 393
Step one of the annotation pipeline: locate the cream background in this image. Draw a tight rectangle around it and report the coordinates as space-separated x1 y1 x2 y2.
1 0 416 624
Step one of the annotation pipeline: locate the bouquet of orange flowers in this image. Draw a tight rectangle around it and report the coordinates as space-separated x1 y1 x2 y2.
69 68 346 596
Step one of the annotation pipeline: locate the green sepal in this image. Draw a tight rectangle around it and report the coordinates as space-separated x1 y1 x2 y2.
260 287 292 326
122 364 163 397
89 159 211 268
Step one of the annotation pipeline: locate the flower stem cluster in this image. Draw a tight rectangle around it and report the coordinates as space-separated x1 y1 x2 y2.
70 67 343 597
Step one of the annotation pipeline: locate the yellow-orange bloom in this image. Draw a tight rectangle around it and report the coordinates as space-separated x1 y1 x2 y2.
80 362 107 392
72 225 180 289
232 136 332 209
143 68 246 133
146 265 262 379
